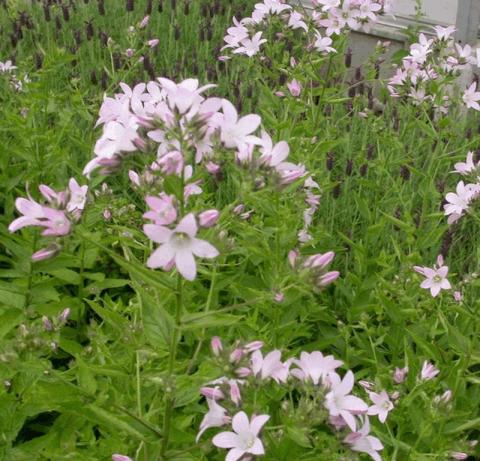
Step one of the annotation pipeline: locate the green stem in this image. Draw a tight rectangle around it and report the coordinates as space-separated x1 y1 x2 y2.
186 264 217 375
161 274 184 459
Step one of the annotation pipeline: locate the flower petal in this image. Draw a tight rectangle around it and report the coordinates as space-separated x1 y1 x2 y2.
175 249 196 280
212 432 240 449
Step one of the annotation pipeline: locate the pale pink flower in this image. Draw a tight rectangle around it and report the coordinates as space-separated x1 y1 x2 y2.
158 77 215 115
419 360 440 381
66 178 88 212
233 32 267 57
434 25 456 41
324 371 368 431
291 351 343 385
9 197 46 232
143 193 177 225
413 255 451 297
259 131 290 167
144 213 219 281
367 390 393 423
0 60 17 72
315 0 340 12
287 79 302 97
219 100 261 149
287 11 308 31
451 452 468 460
444 180 480 223
453 291 463 302
463 82 480 110
313 31 336 53
222 19 250 49
112 456 133 461
344 417 384 461
212 411 269 461
157 150 184 176
393 366 408 384
251 350 290 383
453 151 477 175
197 399 231 442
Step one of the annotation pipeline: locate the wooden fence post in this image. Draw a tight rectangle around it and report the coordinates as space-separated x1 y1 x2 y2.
455 0 480 45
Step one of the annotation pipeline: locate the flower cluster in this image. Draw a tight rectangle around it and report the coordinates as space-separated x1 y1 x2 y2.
443 151 480 224
8 179 88 260
221 0 390 60
0 59 29 91
199 338 391 461
387 27 480 113
87 77 309 280
288 249 340 289
312 0 391 35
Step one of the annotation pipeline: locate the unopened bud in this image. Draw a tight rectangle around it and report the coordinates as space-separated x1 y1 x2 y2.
199 210 219 228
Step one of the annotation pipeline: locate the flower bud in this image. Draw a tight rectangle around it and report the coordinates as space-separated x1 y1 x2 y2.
32 245 60 261
288 249 298 268
243 341 263 353
233 204 245 215
274 292 284 303
139 15 150 28
200 386 225 400
112 456 133 461
59 308 71 323
229 380 241 406
211 336 223 356
229 348 243 363
235 367 252 378
317 271 340 287
451 453 468 460
147 38 159 48
199 210 219 228
42 316 53 332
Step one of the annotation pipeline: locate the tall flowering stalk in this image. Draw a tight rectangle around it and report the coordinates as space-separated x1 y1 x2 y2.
82 76 334 457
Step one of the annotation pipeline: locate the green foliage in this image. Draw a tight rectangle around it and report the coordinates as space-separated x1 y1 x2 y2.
0 1 479 460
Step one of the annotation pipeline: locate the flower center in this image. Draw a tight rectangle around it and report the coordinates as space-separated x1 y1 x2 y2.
433 274 442 283
171 232 190 249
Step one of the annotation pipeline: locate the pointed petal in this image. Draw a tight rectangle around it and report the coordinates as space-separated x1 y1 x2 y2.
147 244 175 269
225 448 245 461
250 414 270 436
212 432 241 449
175 249 196 281
249 438 265 455
191 239 219 258
232 411 250 434
175 213 197 237
143 224 172 243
